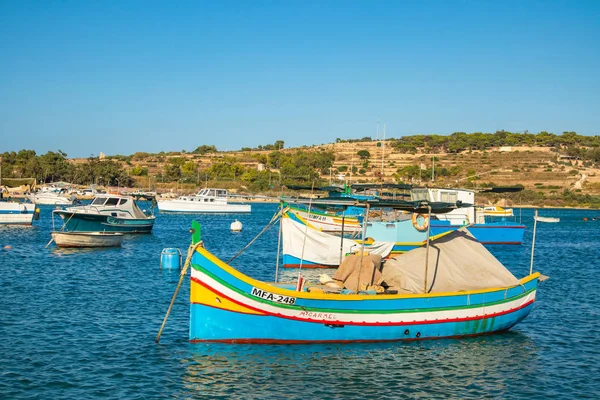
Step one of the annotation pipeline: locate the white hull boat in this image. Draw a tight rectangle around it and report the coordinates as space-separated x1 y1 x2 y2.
0 202 37 225
28 193 73 205
51 231 124 248
158 188 251 213
28 188 73 205
534 216 560 223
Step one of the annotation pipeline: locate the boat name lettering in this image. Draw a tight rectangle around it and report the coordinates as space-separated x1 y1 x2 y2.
250 287 296 305
298 311 337 320
106 217 124 224
309 213 327 222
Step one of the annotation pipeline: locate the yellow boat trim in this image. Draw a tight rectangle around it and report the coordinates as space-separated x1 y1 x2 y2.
283 211 320 230
191 278 265 315
195 246 540 301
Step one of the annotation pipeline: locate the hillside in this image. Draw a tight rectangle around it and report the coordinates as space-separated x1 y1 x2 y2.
102 140 600 207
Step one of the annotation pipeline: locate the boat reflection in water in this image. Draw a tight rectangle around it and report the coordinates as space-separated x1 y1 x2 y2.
180 332 540 398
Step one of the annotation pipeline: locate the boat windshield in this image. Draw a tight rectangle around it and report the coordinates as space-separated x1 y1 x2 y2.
411 189 429 202
91 197 107 206
197 189 227 197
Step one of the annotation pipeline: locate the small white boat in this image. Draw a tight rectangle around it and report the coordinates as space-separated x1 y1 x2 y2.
157 188 251 213
534 215 560 223
477 205 514 217
28 186 73 205
0 201 38 225
51 231 124 248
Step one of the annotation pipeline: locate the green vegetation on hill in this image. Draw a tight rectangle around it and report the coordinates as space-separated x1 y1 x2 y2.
2 131 600 207
391 131 600 163
1 150 134 187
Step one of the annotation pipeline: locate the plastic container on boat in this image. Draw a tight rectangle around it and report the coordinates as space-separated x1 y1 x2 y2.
161 248 182 269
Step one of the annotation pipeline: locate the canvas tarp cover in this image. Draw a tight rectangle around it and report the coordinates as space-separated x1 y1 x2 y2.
379 229 519 294
282 216 394 266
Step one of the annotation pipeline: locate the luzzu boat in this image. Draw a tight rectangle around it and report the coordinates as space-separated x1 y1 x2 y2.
282 209 443 268
283 183 411 233
188 220 541 344
53 194 155 233
289 186 526 245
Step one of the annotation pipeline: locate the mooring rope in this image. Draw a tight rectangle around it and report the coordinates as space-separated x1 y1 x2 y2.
155 240 204 343
226 206 288 264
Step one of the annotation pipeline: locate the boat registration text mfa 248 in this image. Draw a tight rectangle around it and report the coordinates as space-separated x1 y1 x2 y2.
251 287 296 305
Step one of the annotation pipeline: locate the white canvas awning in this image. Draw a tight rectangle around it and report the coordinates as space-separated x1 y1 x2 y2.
282 216 394 266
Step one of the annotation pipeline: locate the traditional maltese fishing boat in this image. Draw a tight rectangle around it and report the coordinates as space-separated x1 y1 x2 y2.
170 196 542 344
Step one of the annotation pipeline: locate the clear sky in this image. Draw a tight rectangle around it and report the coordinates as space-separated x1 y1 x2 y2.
1 0 599 157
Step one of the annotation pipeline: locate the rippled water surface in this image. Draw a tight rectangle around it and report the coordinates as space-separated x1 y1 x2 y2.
1 205 599 399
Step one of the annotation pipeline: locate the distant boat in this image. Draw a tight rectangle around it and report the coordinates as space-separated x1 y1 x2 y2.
157 188 251 213
0 200 38 225
27 186 74 205
51 231 124 248
53 194 155 233
534 215 560 223
476 205 514 217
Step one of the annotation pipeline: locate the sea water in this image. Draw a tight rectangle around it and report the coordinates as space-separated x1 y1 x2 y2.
1 205 599 399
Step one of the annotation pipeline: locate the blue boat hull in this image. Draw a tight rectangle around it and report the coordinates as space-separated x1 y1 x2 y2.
190 301 534 343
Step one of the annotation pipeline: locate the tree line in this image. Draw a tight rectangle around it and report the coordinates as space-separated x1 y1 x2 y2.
1 150 135 187
391 130 600 157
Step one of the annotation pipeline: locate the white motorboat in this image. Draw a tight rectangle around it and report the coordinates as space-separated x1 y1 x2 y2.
51 231 124 248
0 201 38 225
53 194 155 233
534 215 560 223
157 188 251 213
28 186 73 205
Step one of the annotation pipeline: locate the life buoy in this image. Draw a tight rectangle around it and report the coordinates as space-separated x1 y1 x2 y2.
412 213 429 231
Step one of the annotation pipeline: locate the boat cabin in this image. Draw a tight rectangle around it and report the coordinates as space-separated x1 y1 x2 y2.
411 187 480 224
178 188 228 204
75 194 150 219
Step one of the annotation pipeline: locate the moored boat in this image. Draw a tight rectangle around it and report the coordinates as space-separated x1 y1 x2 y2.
534 215 560 223
187 223 540 343
0 200 38 225
53 194 155 233
476 205 514 217
51 231 124 248
157 188 251 213
27 185 74 205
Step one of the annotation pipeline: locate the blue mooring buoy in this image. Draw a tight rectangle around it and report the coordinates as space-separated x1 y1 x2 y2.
160 248 182 270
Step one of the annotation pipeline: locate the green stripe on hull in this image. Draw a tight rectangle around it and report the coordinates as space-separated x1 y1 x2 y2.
191 263 534 315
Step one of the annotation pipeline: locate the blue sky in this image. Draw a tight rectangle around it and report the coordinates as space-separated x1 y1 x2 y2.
1 0 599 157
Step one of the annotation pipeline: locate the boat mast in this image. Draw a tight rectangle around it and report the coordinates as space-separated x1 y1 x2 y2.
355 203 371 294
381 124 386 180
423 205 432 293
530 209 538 275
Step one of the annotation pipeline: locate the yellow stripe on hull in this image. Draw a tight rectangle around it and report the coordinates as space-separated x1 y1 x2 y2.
191 278 265 315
